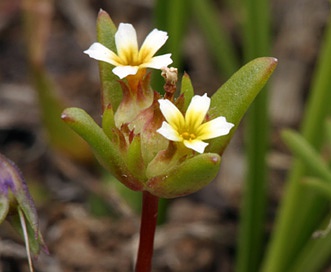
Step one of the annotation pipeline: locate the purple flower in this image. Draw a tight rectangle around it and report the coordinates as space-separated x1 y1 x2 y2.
0 153 47 270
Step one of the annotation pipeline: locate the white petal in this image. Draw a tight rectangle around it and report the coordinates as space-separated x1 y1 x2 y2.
84 42 120 66
185 93 210 129
115 23 139 61
139 29 169 60
158 99 185 130
141 54 173 69
198 116 234 140
183 139 209 153
157 122 181 142
112 65 139 79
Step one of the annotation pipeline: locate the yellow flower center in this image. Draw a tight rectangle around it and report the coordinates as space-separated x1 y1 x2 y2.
119 51 139 66
117 47 150 66
181 131 196 141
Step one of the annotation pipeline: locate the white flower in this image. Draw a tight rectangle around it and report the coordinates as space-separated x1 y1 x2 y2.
84 23 173 79
157 94 234 153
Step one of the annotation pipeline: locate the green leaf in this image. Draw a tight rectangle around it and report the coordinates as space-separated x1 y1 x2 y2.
288 213 331 272
303 177 331 200
31 67 92 163
23 2 92 163
154 0 190 68
96 10 122 112
236 0 270 270
192 0 240 77
325 119 331 148
179 73 194 111
282 129 331 183
102 104 117 141
0 195 9 224
146 153 221 198
126 136 146 181
262 14 331 272
62 107 144 191
208 57 277 154
8 211 46 256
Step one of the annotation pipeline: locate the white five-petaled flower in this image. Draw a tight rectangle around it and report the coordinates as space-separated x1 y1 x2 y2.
157 94 234 153
84 23 173 79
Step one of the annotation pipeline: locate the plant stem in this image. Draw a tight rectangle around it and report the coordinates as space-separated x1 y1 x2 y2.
135 191 159 272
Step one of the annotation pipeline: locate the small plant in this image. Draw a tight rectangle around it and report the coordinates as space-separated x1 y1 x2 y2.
62 10 276 271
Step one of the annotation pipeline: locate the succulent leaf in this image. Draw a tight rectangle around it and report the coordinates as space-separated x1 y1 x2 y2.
61 107 144 191
146 152 221 198
96 10 122 111
208 57 278 154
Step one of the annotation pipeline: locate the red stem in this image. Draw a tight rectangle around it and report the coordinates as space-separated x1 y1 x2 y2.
135 191 159 272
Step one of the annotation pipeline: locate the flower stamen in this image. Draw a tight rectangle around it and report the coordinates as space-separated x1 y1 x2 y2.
181 132 196 141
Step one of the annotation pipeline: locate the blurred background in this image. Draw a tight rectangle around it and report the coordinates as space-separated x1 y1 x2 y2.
0 0 330 271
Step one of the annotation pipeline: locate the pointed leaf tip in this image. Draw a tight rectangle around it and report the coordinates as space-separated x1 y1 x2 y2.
61 110 73 123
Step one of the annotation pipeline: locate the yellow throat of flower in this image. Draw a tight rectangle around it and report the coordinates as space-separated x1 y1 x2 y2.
181 131 197 141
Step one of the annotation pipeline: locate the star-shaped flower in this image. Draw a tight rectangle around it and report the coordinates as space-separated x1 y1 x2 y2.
157 94 234 153
84 23 173 79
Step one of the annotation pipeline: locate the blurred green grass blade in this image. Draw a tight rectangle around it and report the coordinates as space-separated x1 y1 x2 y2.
262 14 331 272
236 0 270 271
166 0 190 68
325 119 331 148
155 0 190 67
242 0 270 59
262 161 328 272
23 0 92 163
192 0 240 77
32 68 92 162
238 95 268 272
301 24 331 145
303 177 331 200
282 130 331 183
154 0 169 35
289 213 331 272
152 0 169 93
